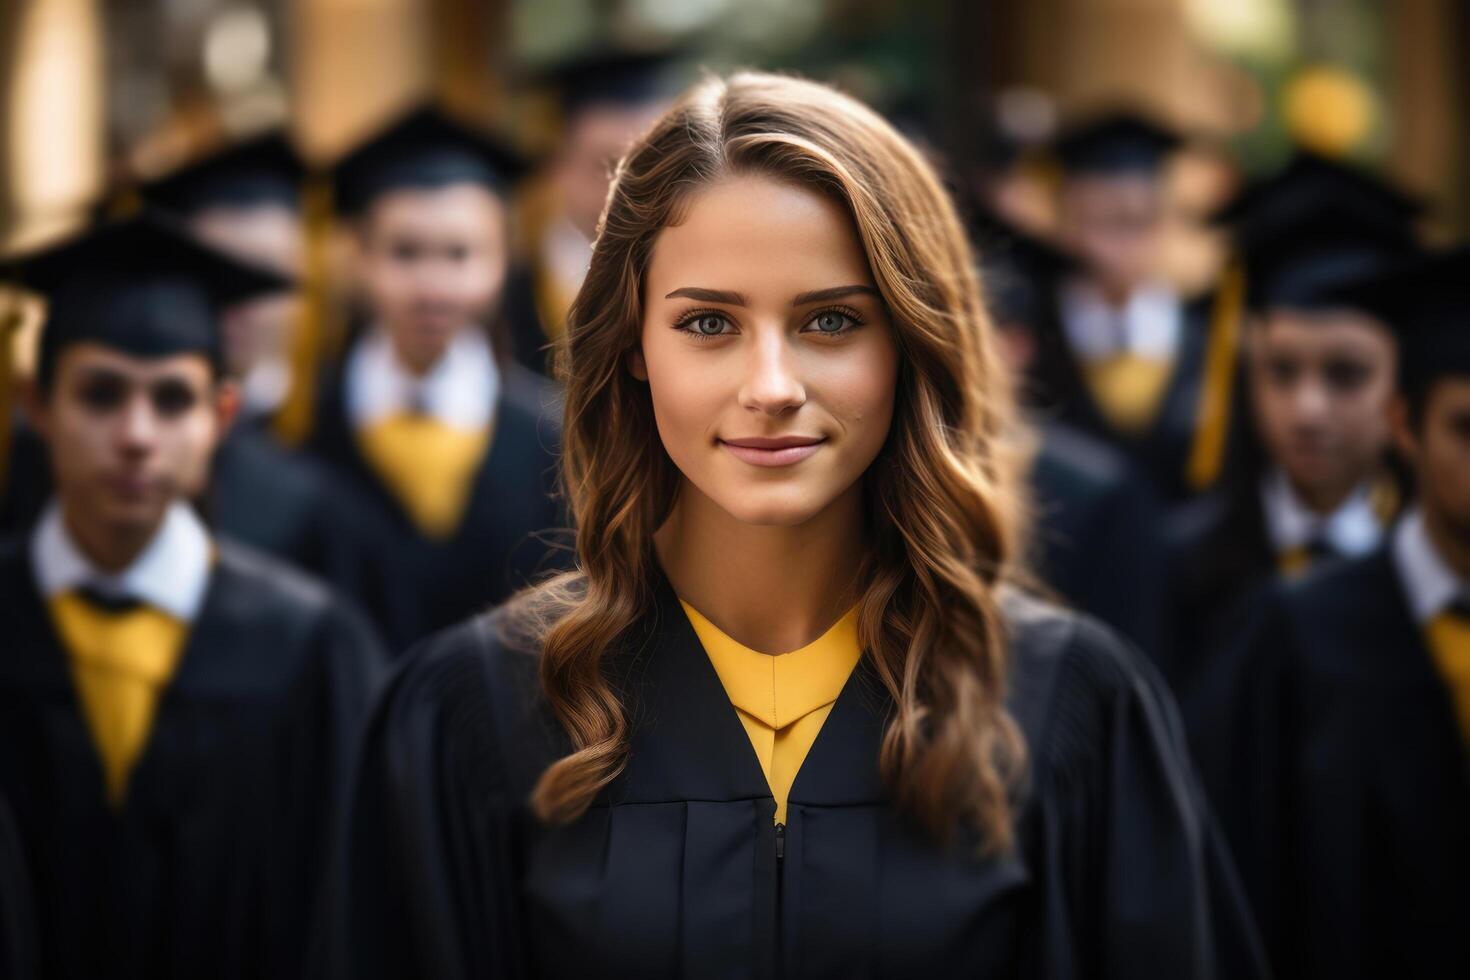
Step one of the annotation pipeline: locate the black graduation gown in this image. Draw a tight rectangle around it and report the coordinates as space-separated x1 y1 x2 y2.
307 354 569 649
1027 421 1165 657
0 538 387 980
324 577 1267 979
0 791 38 980
1160 476 1276 696
1189 549 1470 978
501 263 557 377
1 423 414 644
1031 294 1216 504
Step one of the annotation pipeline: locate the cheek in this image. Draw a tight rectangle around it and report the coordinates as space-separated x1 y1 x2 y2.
813 341 898 436
644 346 726 448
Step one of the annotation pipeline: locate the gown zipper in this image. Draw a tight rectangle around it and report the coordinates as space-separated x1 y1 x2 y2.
774 821 786 979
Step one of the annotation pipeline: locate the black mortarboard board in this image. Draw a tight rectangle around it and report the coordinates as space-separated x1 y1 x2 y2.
969 207 1077 328
537 47 685 118
1053 110 1182 176
142 131 305 215
1237 203 1421 312
1211 150 1425 232
1327 246 1470 392
3 212 290 384
331 105 529 216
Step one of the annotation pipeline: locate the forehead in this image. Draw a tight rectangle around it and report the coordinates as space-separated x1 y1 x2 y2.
1060 173 1160 205
54 342 213 384
364 183 505 237
646 176 874 298
190 205 302 273
1253 308 1394 349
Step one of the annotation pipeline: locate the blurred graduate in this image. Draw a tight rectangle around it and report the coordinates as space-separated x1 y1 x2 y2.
1195 245 1470 978
971 206 1165 655
503 49 681 374
1165 153 1421 696
308 106 566 647
0 214 386 978
1033 112 1230 502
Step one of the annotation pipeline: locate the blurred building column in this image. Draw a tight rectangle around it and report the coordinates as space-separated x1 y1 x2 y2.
1387 0 1468 235
0 0 105 251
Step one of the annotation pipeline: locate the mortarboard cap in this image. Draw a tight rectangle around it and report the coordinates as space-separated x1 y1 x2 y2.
1327 246 1470 392
1053 110 1182 176
1211 150 1424 232
142 131 305 216
3 212 291 385
537 47 686 118
331 105 529 216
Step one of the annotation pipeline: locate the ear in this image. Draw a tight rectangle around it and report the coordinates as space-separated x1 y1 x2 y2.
1389 394 1418 464
213 379 241 434
626 347 649 381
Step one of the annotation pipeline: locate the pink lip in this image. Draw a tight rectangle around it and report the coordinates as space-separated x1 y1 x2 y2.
719 436 826 467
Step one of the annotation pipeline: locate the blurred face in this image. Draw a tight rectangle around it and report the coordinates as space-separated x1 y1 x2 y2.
357 183 508 373
1248 309 1395 505
555 102 666 239
29 345 235 537
1057 173 1164 299
192 204 304 378
1396 379 1470 543
633 175 899 528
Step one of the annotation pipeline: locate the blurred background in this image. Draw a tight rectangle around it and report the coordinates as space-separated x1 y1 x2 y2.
2 0 1466 251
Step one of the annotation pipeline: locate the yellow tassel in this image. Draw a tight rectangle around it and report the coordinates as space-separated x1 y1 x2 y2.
271 174 333 448
1186 260 1246 492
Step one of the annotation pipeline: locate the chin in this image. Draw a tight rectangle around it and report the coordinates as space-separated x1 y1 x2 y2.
710 487 836 529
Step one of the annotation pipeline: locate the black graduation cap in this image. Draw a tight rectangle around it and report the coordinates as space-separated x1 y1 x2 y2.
2 212 291 384
142 130 305 216
1237 203 1421 313
331 105 528 216
1327 245 1470 391
969 207 1077 328
1212 150 1424 233
1053 110 1182 176
537 47 686 118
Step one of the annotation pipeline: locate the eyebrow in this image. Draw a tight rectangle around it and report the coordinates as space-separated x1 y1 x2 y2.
662 284 879 307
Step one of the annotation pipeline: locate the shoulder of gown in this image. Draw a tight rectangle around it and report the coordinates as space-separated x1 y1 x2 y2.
1001 586 1270 979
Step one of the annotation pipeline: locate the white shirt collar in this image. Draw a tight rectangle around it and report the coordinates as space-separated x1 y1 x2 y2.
1259 469 1385 558
1059 278 1182 360
542 214 594 298
1394 508 1468 626
30 499 213 623
345 326 499 430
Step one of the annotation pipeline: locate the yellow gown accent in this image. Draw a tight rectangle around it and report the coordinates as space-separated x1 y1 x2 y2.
47 592 189 806
1082 353 1175 435
1425 609 1470 751
1277 545 1316 578
680 600 863 824
356 413 492 539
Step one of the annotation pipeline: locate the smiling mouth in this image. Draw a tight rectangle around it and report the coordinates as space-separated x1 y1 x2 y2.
719 436 827 467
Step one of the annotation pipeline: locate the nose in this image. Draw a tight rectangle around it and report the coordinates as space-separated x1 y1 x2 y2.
1292 375 1332 423
116 394 159 454
737 326 806 416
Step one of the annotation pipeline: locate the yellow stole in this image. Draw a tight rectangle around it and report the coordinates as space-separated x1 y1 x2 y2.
1081 353 1175 435
681 601 863 824
1425 609 1470 751
47 592 189 806
356 413 492 539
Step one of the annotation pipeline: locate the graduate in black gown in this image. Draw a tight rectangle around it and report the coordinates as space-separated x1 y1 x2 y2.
325 73 1265 979
308 106 567 648
0 790 38 980
1194 245 1470 978
1032 112 1225 503
971 206 1165 655
0 214 386 979
1164 159 1421 697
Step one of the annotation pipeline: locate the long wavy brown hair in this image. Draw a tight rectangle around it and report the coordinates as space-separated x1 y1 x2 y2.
516 70 1030 850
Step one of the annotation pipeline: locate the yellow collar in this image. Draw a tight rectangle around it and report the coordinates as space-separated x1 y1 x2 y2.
680 600 863 729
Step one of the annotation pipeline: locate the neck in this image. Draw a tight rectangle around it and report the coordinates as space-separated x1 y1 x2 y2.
1423 504 1470 582
61 499 161 574
387 332 450 379
1285 472 1359 516
654 482 867 655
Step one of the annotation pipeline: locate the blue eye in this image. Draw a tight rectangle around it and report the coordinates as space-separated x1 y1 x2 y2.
674 310 734 338
804 308 862 335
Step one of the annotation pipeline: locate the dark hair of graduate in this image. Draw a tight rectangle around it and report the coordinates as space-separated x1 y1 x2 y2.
516 71 1030 849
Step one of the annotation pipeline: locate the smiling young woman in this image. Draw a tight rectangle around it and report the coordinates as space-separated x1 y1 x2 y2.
326 72 1266 978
